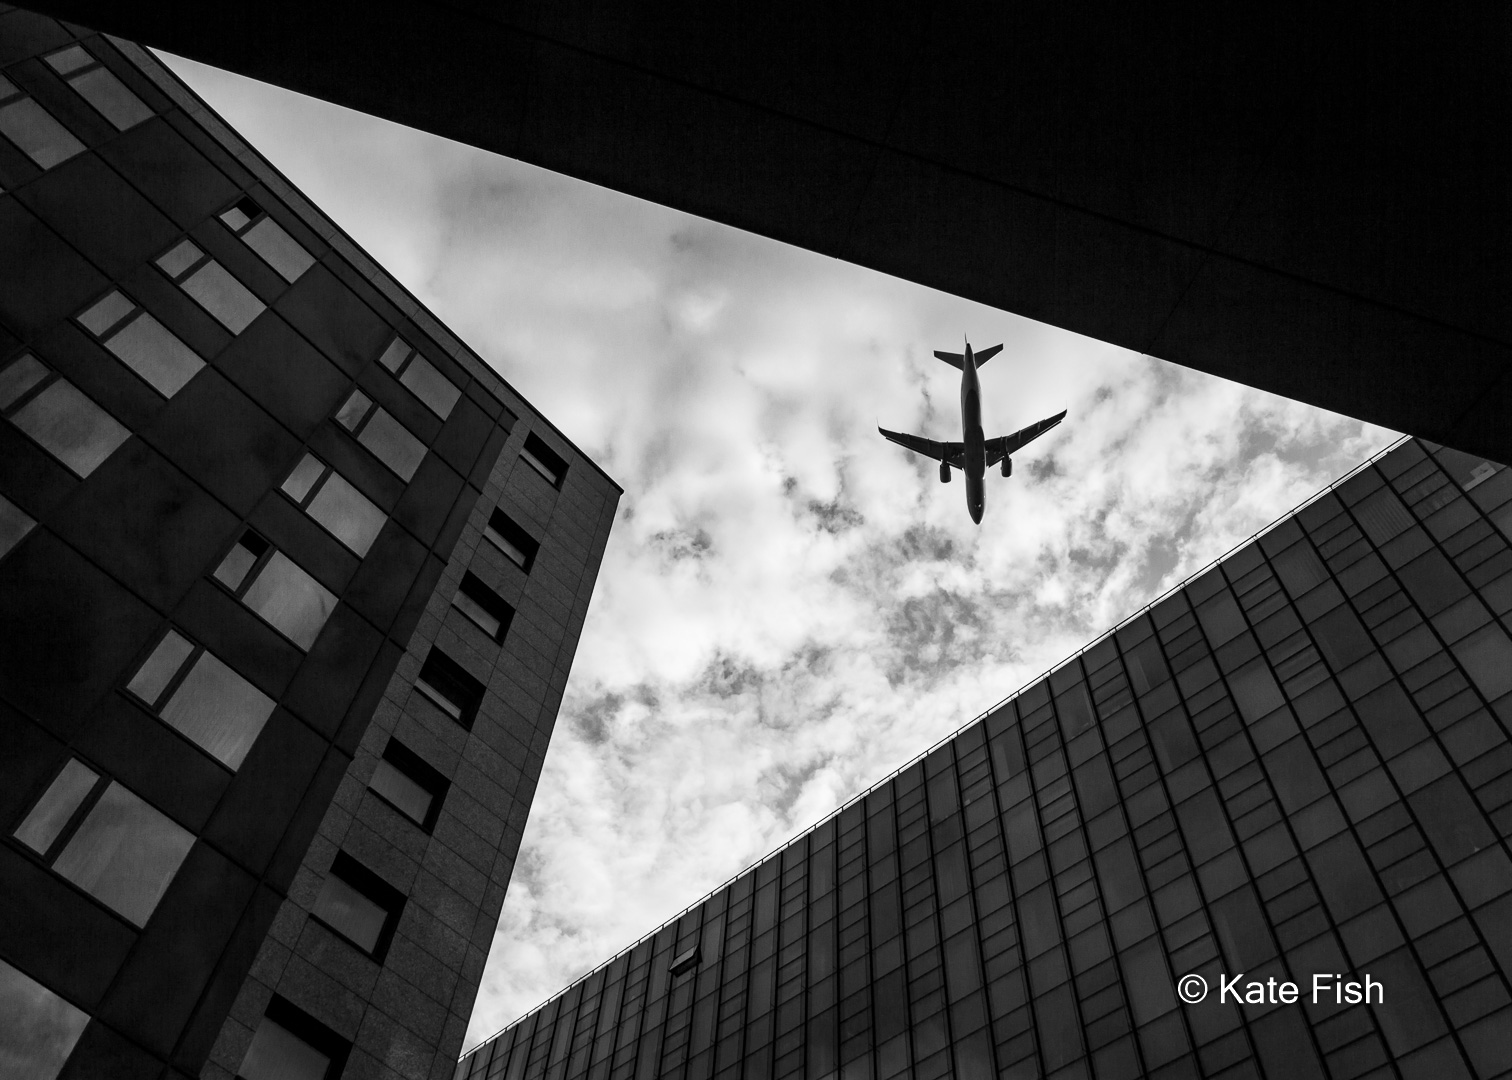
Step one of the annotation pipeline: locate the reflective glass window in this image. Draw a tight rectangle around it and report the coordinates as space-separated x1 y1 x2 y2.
332 389 426 480
1227 659 1286 722
311 854 402 957
484 507 539 571
454 572 513 642
1 356 130 477
375 336 460 418
129 632 275 769
368 739 446 830
280 453 387 556
0 958 90 1080
0 492 36 560
218 194 315 282
51 781 194 926
521 433 567 488
126 629 196 704
13 759 100 855
240 1016 332 1080
1451 623 1512 701
415 648 484 728
156 241 265 333
0 97 84 168
77 291 204 397
44 45 152 130
218 535 336 650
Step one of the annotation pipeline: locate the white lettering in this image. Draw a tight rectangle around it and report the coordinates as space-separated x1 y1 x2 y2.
1219 972 1245 1003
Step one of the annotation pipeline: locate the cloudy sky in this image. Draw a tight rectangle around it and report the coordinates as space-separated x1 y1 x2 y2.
161 55 1399 1050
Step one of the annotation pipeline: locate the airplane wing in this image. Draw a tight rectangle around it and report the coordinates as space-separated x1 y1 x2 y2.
879 427 966 468
984 409 1067 466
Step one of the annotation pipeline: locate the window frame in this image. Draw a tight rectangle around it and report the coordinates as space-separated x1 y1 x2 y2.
309 851 406 961
332 387 428 481
0 74 85 169
520 432 568 489
454 571 514 643
279 452 388 556
414 647 485 730
74 288 205 398
217 193 316 283
0 351 131 477
484 507 540 572
42 43 153 131
153 237 266 334
367 738 449 832
212 528 338 651
238 996 350 1080
374 335 461 419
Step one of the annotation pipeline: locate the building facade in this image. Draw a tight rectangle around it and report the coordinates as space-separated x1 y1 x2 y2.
460 437 1512 1080
0 9 618 1080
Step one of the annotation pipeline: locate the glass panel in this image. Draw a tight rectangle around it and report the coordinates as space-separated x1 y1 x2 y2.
213 534 265 591
155 239 202 278
69 67 152 130
520 447 559 485
13 759 99 855
334 389 372 431
78 290 134 336
484 523 528 568
52 782 194 926
359 408 426 480
307 473 386 555
181 262 265 333
313 872 388 952
0 958 90 1080
369 760 433 825
455 589 501 639
399 354 460 418
0 492 36 559
126 630 195 705
103 313 204 397
242 551 337 650
44 46 92 74
0 353 48 409
240 1016 331 1080
0 75 14 99
0 98 84 169
13 379 130 477
416 677 463 720
159 652 275 768
219 206 251 232
242 216 315 282
1452 624 1512 701
377 338 410 372
282 453 325 503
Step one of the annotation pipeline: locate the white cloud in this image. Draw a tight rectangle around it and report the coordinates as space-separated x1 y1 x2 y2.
161 53 1401 1053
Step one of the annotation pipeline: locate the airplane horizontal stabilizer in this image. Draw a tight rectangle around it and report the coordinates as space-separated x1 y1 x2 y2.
983 409 1068 466
878 426 966 468
932 350 964 370
973 344 1003 366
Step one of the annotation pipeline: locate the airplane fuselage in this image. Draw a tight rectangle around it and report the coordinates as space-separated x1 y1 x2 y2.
960 344 986 522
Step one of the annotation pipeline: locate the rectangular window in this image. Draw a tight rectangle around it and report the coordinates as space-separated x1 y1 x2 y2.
13 760 194 927
521 432 568 488
368 738 447 831
76 290 204 397
311 852 404 959
0 75 84 169
239 997 349 1080
415 647 485 729
454 572 513 642
333 388 427 480
670 944 702 978
1 352 130 477
44 44 152 130
0 492 36 561
0 958 90 1080
214 530 337 649
376 336 461 419
281 452 387 556
126 630 276 769
218 194 315 282
484 507 539 571
155 238 266 333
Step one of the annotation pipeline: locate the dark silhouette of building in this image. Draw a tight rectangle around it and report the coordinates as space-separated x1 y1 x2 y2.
460 436 1512 1080
14 2 1512 469
0 12 617 1080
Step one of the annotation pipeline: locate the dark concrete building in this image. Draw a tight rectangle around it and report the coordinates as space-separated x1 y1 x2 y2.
460 436 1512 1080
0 10 618 1080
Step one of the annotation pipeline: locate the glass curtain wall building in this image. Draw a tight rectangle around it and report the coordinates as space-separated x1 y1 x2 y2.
460 436 1512 1080
0 9 618 1080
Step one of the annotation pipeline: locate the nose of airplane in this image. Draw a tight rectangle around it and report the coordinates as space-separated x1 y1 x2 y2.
970 501 983 524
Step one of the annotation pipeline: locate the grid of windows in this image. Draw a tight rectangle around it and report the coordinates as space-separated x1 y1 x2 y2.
43 44 152 130
155 237 266 333
1 351 130 477
461 437 1512 1080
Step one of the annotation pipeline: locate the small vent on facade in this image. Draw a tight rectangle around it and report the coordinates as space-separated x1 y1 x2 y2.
669 944 701 978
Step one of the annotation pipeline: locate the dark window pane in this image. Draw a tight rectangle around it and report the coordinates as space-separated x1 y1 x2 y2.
312 872 388 953
521 433 567 487
400 354 460 418
103 313 204 397
281 453 324 502
126 629 194 705
70 67 152 130
1124 636 1169 694
1197 590 1246 646
377 338 409 372
306 473 386 555
242 217 315 282
415 649 484 727
52 781 195 926
334 389 371 431
455 573 513 642
369 759 433 826
13 759 99 854
1227 659 1285 722
1310 604 1374 670
1271 540 1329 597
0 98 84 168
12 379 130 477
240 1016 331 1080
0 958 90 1080
1452 623 1512 701
1353 486 1414 546
181 261 265 333
0 353 48 408
214 531 269 591
242 551 337 649
484 509 539 571
158 651 275 768
358 408 426 480
0 493 36 560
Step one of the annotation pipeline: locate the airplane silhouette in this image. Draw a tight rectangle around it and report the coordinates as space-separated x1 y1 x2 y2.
880 340 1066 523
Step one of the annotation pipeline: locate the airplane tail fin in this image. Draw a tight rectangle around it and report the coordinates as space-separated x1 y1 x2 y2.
974 344 1003 366
933 350 964 370
933 343 1003 368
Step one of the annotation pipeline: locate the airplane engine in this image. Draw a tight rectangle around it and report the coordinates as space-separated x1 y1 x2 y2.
1002 456 1012 477
939 460 951 483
